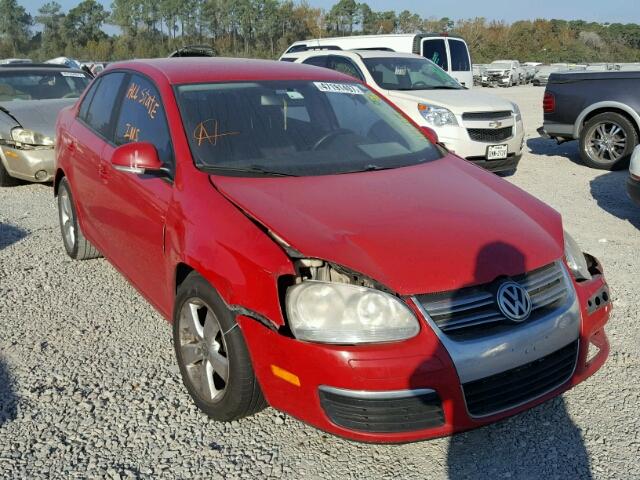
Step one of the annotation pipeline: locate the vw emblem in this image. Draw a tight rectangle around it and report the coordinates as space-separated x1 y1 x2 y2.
497 281 532 322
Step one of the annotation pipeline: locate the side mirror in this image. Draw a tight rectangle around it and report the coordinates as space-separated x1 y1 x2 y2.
111 142 164 175
420 126 439 145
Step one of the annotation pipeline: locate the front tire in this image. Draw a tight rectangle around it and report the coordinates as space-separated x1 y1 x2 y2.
57 177 101 260
173 272 267 421
0 160 19 187
579 112 639 170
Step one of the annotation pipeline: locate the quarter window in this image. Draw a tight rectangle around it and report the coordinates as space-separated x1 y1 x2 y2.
114 74 173 169
78 78 100 121
83 72 126 138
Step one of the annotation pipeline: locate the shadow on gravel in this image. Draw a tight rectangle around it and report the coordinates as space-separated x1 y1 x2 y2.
0 357 18 427
410 241 592 479
590 171 640 229
526 137 583 165
0 223 28 251
446 397 592 479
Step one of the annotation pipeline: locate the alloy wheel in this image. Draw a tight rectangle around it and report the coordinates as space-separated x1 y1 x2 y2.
178 298 230 403
586 122 627 164
59 188 76 249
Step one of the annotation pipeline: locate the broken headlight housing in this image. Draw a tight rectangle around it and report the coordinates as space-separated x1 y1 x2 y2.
564 231 592 281
11 127 54 147
285 260 419 344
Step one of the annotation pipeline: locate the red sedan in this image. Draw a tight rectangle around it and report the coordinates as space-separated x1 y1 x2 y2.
54 58 610 443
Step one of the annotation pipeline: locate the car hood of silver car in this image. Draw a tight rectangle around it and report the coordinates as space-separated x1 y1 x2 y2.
0 98 77 138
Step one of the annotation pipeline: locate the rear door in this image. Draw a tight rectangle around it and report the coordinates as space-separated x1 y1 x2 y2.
447 38 473 88
70 72 126 244
99 73 174 306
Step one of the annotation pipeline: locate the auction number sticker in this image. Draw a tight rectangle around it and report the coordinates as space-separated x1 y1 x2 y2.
314 82 364 95
60 71 87 78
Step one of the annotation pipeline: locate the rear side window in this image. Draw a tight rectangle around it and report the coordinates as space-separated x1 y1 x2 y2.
328 56 363 81
449 40 470 72
83 72 125 137
114 74 173 169
422 39 448 71
302 56 328 68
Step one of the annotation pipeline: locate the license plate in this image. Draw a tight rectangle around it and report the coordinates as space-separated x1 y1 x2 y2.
487 144 508 160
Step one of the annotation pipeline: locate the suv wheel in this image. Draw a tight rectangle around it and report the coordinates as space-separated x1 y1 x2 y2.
57 177 101 259
580 112 639 170
174 272 267 421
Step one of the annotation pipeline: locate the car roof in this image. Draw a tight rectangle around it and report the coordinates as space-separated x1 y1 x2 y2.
106 57 355 85
0 66 85 74
283 50 423 61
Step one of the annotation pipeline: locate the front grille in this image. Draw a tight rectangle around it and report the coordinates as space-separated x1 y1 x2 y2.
319 389 444 433
462 111 513 121
416 262 568 338
462 340 578 417
467 126 513 142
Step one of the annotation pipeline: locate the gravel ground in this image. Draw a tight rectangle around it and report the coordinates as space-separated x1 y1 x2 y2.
1 85 639 479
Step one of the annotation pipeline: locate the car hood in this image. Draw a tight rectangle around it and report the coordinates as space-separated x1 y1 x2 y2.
0 98 77 137
385 89 514 113
211 156 563 295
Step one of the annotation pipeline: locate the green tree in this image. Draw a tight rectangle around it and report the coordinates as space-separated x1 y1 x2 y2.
35 1 66 58
63 0 109 48
0 0 32 56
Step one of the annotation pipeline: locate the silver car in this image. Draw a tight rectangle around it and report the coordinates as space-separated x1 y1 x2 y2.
0 65 90 186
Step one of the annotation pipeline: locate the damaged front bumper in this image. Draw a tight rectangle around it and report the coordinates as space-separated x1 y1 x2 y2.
0 143 55 182
237 257 610 443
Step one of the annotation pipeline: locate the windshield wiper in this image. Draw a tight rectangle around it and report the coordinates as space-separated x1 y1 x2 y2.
0 105 21 125
427 86 462 90
339 164 397 174
198 164 297 177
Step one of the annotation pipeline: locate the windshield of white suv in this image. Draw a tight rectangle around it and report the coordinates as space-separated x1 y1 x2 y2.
176 80 441 177
489 63 512 69
0 70 90 101
362 57 462 91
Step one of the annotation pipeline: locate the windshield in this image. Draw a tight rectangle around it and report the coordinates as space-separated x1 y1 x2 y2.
176 80 441 177
0 70 90 101
362 57 462 91
489 63 511 69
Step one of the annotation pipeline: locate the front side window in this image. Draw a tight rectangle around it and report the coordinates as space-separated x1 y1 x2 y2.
448 40 470 72
422 39 449 71
302 56 328 68
114 74 173 169
363 57 462 91
84 72 126 137
328 56 363 80
0 70 90 101
176 80 440 177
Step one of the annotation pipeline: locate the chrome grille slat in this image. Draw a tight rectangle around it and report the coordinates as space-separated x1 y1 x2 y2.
417 261 569 337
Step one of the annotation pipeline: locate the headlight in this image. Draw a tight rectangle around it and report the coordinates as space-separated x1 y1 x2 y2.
418 104 458 127
286 281 419 344
564 231 592 281
511 102 522 121
11 128 54 146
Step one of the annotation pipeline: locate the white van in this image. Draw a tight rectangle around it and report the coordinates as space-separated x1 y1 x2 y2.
283 34 473 88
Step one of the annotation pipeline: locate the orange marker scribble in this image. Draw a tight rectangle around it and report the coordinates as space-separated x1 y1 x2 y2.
194 119 240 146
124 123 139 142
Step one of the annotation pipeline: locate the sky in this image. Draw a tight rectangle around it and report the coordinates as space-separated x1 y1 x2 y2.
26 0 640 26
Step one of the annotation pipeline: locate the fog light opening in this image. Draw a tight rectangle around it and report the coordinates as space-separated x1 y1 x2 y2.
35 170 48 181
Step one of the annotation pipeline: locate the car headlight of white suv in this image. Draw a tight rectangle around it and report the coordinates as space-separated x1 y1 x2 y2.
286 281 420 344
418 103 458 127
564 231 592 281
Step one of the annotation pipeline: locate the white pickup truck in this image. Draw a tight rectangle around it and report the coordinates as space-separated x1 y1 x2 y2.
484 60 524 87
281 49 525 173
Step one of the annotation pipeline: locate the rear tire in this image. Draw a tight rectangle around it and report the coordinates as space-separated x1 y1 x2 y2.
57 177 101 260
0 160 19 187
579 112 638 170
173 272 267 421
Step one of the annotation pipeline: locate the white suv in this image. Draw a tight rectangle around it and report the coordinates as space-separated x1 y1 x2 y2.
281 50 525 173
485 60 523 87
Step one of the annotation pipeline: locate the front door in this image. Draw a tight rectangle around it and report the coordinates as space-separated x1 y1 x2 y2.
98 73 174 311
